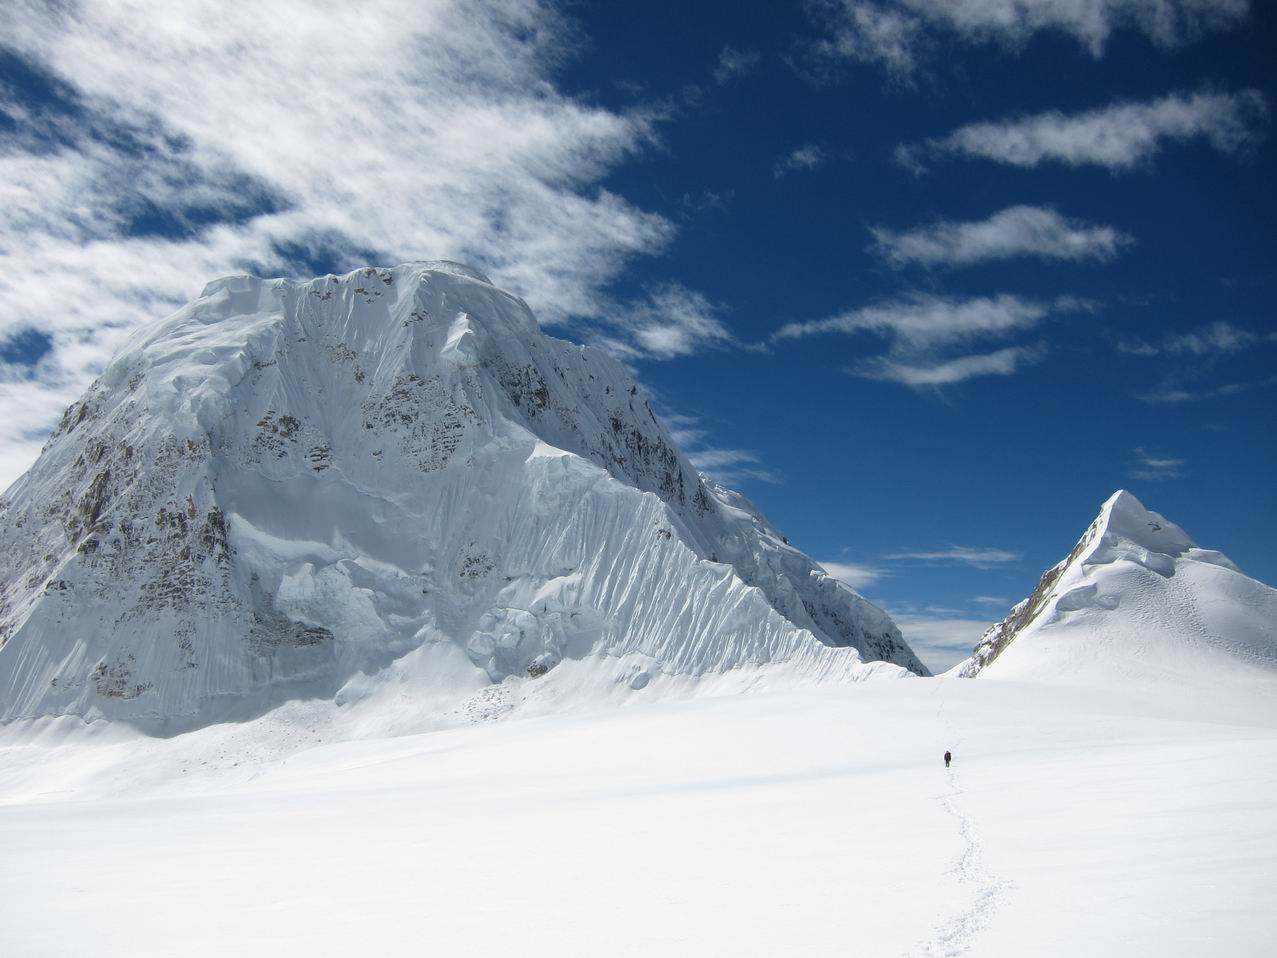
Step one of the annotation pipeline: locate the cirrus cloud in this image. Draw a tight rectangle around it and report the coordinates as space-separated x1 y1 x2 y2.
773 293 1052 346
1119 320 1276 356
890 612 994 673
1130 447 1185 481
773 144 828 178
0 0 681 490
804 1 1250 80
885 546 1022 567
714 46 761 85
772 293 1083 389
853 344 1044 386
901 89 1267 172
870 205 1132 267
818 560 886 589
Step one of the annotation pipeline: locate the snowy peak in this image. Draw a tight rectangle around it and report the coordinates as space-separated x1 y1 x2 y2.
1089 490 1240 576
960 491 1277 698
1097 489 1194 555
0 262 923 727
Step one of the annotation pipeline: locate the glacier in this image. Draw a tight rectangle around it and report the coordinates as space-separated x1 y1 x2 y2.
0 261 924 727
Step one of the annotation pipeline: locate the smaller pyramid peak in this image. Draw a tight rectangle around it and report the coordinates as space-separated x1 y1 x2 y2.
1103 488 1140 510
1094 489 1196 557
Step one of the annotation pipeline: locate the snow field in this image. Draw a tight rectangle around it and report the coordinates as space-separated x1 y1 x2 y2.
2 676 1274 956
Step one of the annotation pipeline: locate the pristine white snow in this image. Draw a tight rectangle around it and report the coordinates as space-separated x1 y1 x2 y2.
0 262 921 728
1 676 1275 957
959 490 1277 718
2 269 1275 956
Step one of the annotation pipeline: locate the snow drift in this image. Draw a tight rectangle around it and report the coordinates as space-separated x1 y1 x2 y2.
0 262 923 726
959 490 1277 701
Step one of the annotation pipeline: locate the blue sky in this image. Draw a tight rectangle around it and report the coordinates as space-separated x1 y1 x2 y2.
1 1 1273 670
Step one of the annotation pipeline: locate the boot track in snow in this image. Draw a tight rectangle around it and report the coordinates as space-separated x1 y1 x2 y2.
916 683 1012 956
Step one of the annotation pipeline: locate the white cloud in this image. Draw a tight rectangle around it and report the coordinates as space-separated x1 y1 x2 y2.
684 447 783 485
870 205 1132 267
1138 375 1277 404
605 284 735 360
1130 446 1185 480
773 144 827 178
1165 322 1257 354
655 412 781 486
970 595 1010 606
0 0 679 490
714 46 761 84
885 546 1021 566
660 412 707 449
1138 386 1204 404
854 344 1042 385
891 613 992 673
773 293 1050 346
1119 323 1277 405
1121 320 1273 356
1115 339 1163 357
913 90 1266 171
805 1 1249 78
818 561 885 589
807 2 924 79
772 293 1078 389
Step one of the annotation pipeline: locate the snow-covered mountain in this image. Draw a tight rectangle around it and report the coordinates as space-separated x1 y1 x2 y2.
0 262 923 725
959 490 1277 696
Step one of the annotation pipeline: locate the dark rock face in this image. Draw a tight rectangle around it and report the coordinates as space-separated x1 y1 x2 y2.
961 521 1098 678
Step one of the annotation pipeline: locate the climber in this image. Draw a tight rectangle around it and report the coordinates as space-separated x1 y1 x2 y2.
944 750 952 768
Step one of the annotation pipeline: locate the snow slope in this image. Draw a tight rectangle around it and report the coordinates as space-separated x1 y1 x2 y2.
959 491 1277 713
1 677 1274 956
0 262 922 727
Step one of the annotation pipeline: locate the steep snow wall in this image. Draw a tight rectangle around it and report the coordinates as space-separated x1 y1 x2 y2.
0 262 922 726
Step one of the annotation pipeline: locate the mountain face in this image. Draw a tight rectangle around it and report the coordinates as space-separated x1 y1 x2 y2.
0 262 923 725
959 490 1277 691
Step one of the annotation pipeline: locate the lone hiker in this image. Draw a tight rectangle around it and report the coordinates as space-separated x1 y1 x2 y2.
944 750 952 768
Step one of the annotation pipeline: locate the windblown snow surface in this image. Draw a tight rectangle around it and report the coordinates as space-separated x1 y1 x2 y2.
2 273 1275 956
1 676 1275 956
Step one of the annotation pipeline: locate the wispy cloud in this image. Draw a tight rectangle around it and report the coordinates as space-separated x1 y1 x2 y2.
657 412 781 486
714 46 761 84
773 144 827 178
1130 446 1185 480
870 205 1132 268
885 546 1021 567
890 613 993 673
853 345 1043 386
818 560 885 589
902 90 1267 172
1119 320 1275 356
970 595 1010 606
803 1 1250 80
772 293 1085 388
686 447 763 471
1119 322 1277 405
603 284 735 360
1139 375 1277 404
804 1 924 79
773 293 1051 346
684 447 783 485
660 412 707 449
0 0 679 490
